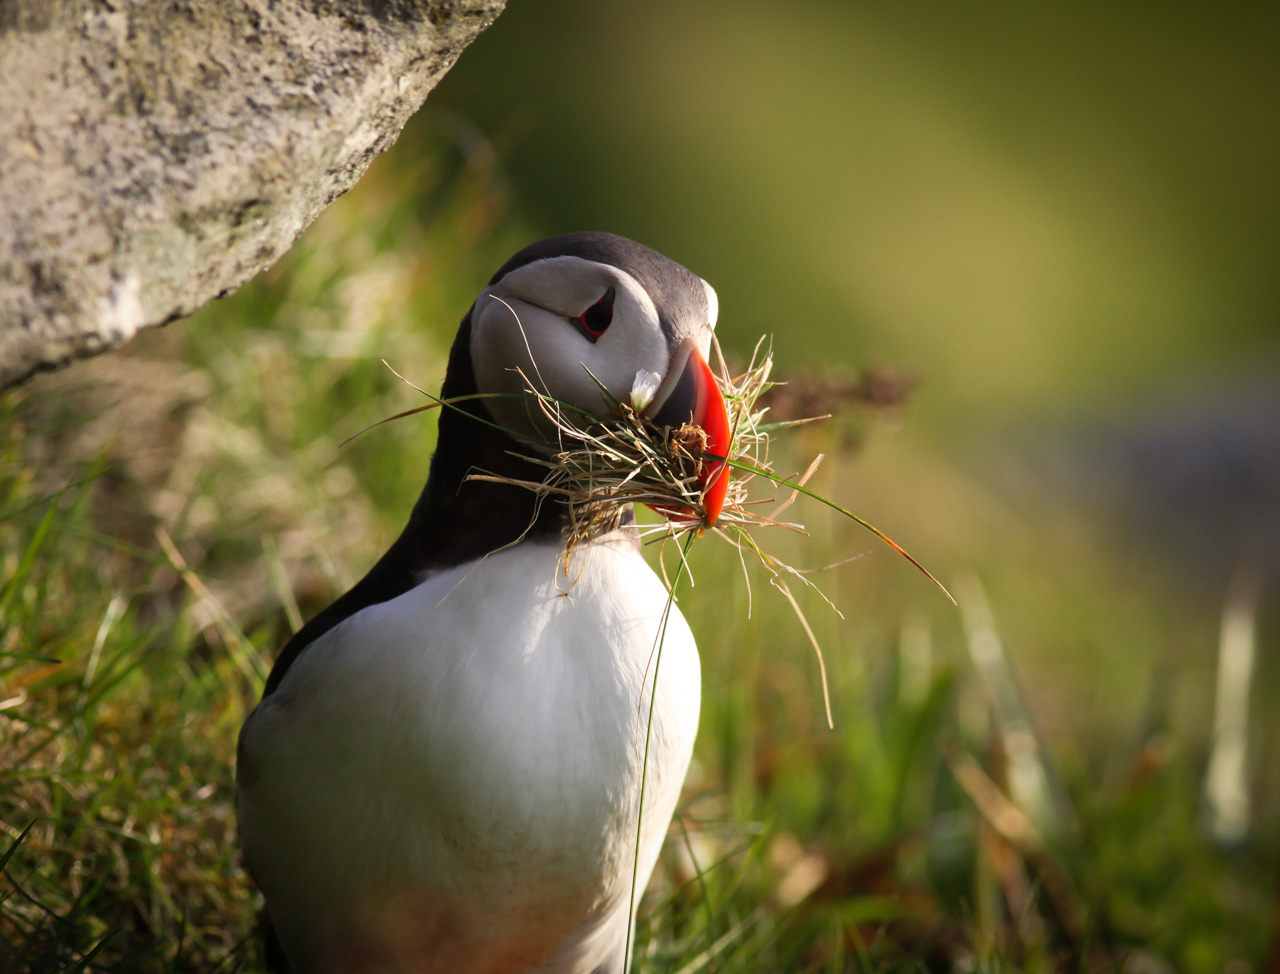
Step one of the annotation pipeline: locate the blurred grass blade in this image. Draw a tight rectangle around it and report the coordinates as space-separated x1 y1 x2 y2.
264 536 303 635
1204 566 1261 846
0 488 61 620
668 907 764 974
66 925 124 973
0 821 36 873
957 574 1069 838
156 528 267 686
0 651 61 663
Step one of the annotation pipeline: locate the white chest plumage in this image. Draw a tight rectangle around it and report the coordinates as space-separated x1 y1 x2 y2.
237 535 701 973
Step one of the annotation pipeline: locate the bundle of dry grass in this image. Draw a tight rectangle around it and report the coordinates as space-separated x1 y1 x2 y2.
469 338 795 550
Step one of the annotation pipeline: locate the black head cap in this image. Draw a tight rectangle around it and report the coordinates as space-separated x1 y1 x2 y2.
488 232 712 344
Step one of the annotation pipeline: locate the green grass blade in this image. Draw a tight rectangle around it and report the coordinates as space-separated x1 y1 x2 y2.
0 489 62 620
626 529 698 974
0 821 36 874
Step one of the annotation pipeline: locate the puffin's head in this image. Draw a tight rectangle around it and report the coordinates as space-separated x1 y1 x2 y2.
468 232 731 526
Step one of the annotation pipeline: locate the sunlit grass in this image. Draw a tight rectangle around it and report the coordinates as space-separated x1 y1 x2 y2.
2 110 1276 972
0 399 261 971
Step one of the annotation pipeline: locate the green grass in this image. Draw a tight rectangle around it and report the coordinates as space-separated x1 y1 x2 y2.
2 110 1276 972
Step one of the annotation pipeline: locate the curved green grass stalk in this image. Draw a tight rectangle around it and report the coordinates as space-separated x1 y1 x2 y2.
625 528 697 974
724 456 957 605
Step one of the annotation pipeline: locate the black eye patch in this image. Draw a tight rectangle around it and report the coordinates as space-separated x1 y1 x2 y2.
572 287 616 341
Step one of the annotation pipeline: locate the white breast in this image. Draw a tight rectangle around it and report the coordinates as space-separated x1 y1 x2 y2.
237 535 701 974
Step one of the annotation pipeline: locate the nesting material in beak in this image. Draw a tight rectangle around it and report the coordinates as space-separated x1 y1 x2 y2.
643 338 732 528
462 337 803 557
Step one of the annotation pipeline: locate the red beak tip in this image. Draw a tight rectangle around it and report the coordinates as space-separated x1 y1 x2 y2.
700 463 729 528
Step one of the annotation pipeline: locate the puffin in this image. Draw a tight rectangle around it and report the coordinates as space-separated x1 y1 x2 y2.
236 233 732 974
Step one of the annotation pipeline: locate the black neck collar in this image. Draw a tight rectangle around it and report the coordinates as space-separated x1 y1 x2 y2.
403 313 572 569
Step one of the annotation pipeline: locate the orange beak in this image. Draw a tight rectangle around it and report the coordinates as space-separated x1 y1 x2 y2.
644 338 732 528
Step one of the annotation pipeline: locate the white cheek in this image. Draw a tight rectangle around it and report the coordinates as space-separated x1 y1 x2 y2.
470 295 668 446
575 311 669 407
471 297 580 439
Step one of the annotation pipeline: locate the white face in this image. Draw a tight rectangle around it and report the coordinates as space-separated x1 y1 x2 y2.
470 256 719 445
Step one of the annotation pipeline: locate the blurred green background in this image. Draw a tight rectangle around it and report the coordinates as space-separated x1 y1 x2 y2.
432 0 1280 795
442 0 1280 418
4 1 1278 970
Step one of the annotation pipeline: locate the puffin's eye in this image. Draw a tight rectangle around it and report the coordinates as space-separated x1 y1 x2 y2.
572 287 616 341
